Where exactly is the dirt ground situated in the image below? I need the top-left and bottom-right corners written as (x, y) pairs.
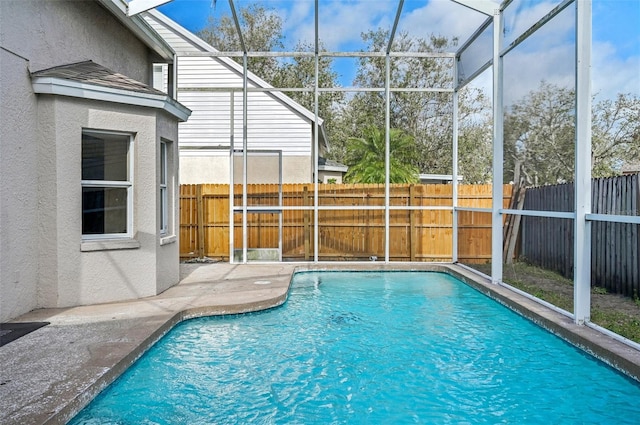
top-left (471, 263), bottom-right (640, 322)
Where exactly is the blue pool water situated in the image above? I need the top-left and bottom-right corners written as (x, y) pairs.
top-left (70, 271), bottom-right (640, 424)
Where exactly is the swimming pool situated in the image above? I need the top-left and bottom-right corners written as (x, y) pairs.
top-left (70, 271), bottom-right (640, 424)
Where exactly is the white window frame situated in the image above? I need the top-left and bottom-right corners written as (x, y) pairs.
top-left (81, 129), bottom-right (134, 241)
top-left (160, 139), bottom-right (169, 235)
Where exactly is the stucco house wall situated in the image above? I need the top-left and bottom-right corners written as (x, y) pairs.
top-left (0, 0), bottom-right (188, 321)
top-left (35, 97), bottom-right (181, 307)
top-left (0, 49), bottom-right (40, 322)
top-left (0, 0), bottom-right (154, 83)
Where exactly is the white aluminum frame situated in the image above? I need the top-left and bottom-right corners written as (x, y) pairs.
top-left (144, 0), bottom-right (634, 331)
top-left (573, 0), bottom-right (593, 324)
top-left (230, 149), bottom-right (283, 263)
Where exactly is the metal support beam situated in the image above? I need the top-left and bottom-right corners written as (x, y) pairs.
top-left (241, 53), bottom-right (248, 264)
top-left (384, 54), bottom-right (391, 263)
top-left (387, 0), bottom-right (405, 54)
top-left (180, 51), bottom-right (455, 59)
top-left (451, 0), bottom-right (499, 16)
top-left (229, 92), bottom-right (235, 263)
top-left (227, 0), bottom-right (248, 263)
top-left (574, 0), bottom-right (592, 324)
top-left (490, 8), bottom-right (504, 284)
top-left (313, 0), bottom-right (320, 262)
top-left (452, 75), bottom-right (460, 263)
top-left (228, 0), bottom-right (247, 53)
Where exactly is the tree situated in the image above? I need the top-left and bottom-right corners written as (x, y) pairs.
top-left (591, 93), bottom-right (640, 177)
top-left (270, 41), bottom-right (345, 144)
top-left (504, 82), bottom-right (576, 186)
top-left (198, 6), bottom-right (344, 152)
top-left (344, 126), bottom-right (419, 183)
top-left (457, 87), bottom-right (493, 184)
top-left (332, 28), bottom-right (492, 181)
top-left (354, 30), bottom-right (456, 175)
top-left (196, 12), bottom-right (492, 182)
top-left (198, 4), bottom-right (284, 78)
top-left (504, 82), bottom-right (640, 185)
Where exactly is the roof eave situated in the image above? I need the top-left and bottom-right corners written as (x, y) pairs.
top-left (32, 76), bottom-right (191, 122)
top-left (318, 165), bottom-right (349, 173)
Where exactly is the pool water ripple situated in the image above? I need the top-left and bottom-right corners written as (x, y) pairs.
top-left (70, 271), bottom-right (640, 424)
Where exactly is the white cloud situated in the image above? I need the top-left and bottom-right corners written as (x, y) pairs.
top-left (316, 1), bottom-right (396, 50)
top-left (164, 0), bottom-right (638, 101)
top-left (399, 0), bottom-right (488, 44)
top-left (498, 3), bottom-right (575, 105)
top-left (503, 43), bottom-right (575, 106)
top-left (278, 1), bottom-right (314, 46)
top-left (280, 0), bottom-right (492, 52)
top-left (592, 41), bottom-right (640, 101)
top-left (502, 1), bottom-right (565, 46)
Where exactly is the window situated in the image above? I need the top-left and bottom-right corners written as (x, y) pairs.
top-left (160, 140), bottom-right (168, 235)
top-left (82, 130), bottom-right (133, 239)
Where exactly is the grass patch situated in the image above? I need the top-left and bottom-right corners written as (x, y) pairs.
top-left (591, 309), bottom-right (640, 343)
top-left (593, 286), bottom-right (608, 295)
top-left (465, 261), bottom-right (640, 344)
top-left (506, 279), bottom-right (574, 312)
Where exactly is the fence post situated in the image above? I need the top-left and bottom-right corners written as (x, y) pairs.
top-left (196, 184), bottom-right (205, 259)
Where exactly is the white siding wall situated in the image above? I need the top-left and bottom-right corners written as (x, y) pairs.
top-left (146, 15), bottom-right (200, 53)
top-left (144, 13), bottom-right (314, 185)
top-left (178, 85), bottom-right (312, 155)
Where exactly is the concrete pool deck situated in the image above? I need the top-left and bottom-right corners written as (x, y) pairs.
top-left (1, 263), bottom-right (640, 424)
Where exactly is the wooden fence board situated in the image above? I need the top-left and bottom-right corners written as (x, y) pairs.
top-left (180, 183), bottom-right (511, 262)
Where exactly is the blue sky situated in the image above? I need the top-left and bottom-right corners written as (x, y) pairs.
top-left (157, 0), bottom-right (639, 102)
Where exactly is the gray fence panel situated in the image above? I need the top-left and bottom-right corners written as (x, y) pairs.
top-left (520, 174), bottom-right (639, 297)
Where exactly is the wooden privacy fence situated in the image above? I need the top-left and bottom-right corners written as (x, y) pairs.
top-left (520, 174), bottom-right (639, 297)
top-left (180, 183), bottom-right (512, 263)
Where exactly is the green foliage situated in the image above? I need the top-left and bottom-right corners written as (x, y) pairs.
top-left (591, 309), bottom-right (640, 344)
top-left (270, 41), bottom-right (345, 138)
top-left (329, 28), bottom-right (492, 182)
top-left (591, 92), bottom-right (640, 177)
top-left (504, 81), bottom-right (576, 186)
top-left (504, 82), bottom-right (640, 185)
top-left (198, 5), bottom-right (343, 153)
top-left (457, 87), bottom-right (493, 183)
top-left (196, 7), bottom-right (639, 187)
top-left (198, 4), bottom-right (284, 78)
top-left (344, 127), bottom-right (419, 184)
top-left (345, 30), bottom-right (457, 176)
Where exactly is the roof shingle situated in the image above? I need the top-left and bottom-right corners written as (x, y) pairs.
top-left (31, 60), bottom-right (163, 96)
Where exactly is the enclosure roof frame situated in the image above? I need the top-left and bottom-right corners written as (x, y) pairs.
top-left (135, 1), bottom-right (613, 333)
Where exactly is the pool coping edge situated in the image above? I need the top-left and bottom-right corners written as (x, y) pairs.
top-left (44, 290), bottom-right (291, 425)
top-left (293, 263), bottom-right (640, 383)
top-left (42, 263), bottom-right (640, 424)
